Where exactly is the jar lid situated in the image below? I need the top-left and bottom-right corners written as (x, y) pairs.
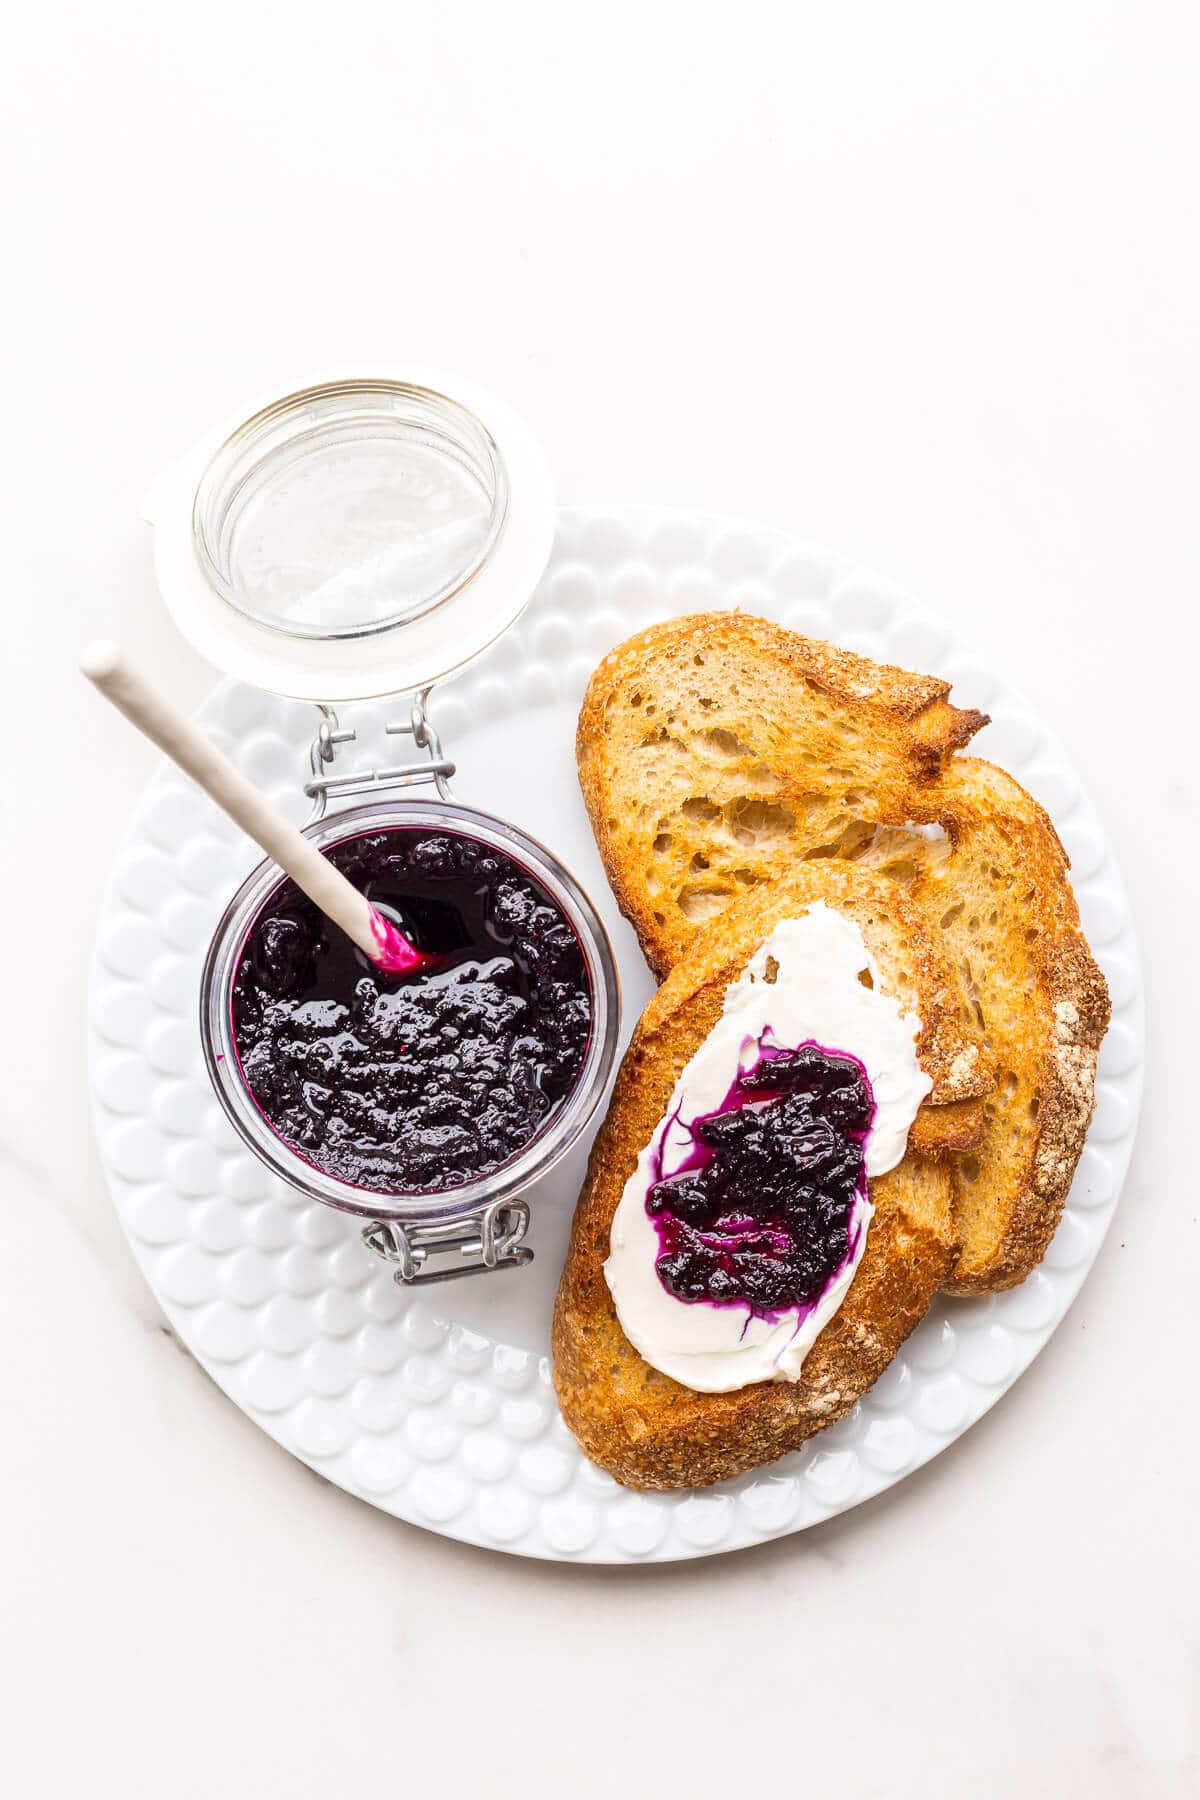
top-left (143, 367), bottom-right (555, 701)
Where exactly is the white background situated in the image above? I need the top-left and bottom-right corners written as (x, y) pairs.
top-left (4, 4), bottom-right (1197, 1796)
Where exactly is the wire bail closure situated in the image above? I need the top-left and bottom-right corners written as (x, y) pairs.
top-left (304, 689), bottom-right (456, 822)
top-left (362, 1201), bottom-right (534, 1284)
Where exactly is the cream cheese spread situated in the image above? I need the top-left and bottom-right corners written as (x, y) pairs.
top-left (604, 903), bottom-right (932, 1393)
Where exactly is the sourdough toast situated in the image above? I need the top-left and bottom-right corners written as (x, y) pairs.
top-left (575, 612), bottom-right (1109, 1293)
top-left (577, 612), bottom-right (988, 977)
top-left (903, 756), bottom-right (1111, 1291)
top-left (552, 862), bottom-right (968, 1490)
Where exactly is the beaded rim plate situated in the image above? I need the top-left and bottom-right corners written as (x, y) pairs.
top-left (88, 506), bottom-right (1143, 1563)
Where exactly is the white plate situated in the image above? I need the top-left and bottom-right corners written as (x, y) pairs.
top-left (88, 506), bottom-right (1144, 1563)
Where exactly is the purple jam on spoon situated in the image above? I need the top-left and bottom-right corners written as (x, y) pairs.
top-left (367, 903), bottom-right (443, 976)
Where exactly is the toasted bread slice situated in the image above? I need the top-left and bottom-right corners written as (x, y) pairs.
top-left (575, 612), bottom-right (1109, 1293)
top-left (552, 863), bottom-right (966, 1490)
top-left (577, 611), bottom-right (988, 979)
top-left (902, 757), bottom-right (1111, 1291)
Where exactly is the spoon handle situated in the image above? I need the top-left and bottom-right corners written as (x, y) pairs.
top-left (81, 640), bottom-right (406, 968)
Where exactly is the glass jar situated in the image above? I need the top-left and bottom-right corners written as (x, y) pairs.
top-left (200, 791), bottom-right (620, 1280)
top-left (145, 367), bottom-right (615, 1283)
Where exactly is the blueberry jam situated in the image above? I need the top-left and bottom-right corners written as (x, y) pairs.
top-left (230, 827), bottom-right (591, 1194)
top-left (647, 1041), bottom-right (875, 1316)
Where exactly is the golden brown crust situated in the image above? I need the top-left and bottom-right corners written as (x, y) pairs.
top-left (909, 758), bottom-right (1111, 1292)
top-left (551, 866), bottom-right (963, 1490)
top-left (574, 612), bottom-right (1109, 1296)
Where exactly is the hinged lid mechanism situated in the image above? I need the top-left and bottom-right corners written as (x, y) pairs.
top-left (144, 367), bottom-right (555, 701)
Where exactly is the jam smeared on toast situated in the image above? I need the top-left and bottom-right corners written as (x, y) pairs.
top-left (646, 1040), bottom-right (874, 1316)
top-left (231, 827), bottom-right (591, 1193)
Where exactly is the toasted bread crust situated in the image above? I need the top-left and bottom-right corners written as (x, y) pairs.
top-left (909, 758), bottom-right (1111, 1292)
top-left (551, 866), bottom-right (964, 1490)
top-left (574, 612), bottom-right (1109, 1295)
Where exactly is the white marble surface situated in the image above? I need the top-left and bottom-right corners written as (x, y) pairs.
top-left (3, 4), bottom-right (1196, 1794)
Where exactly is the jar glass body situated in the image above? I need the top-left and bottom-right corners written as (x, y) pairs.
top-left (200, 797), bottom-right (620, 1223)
